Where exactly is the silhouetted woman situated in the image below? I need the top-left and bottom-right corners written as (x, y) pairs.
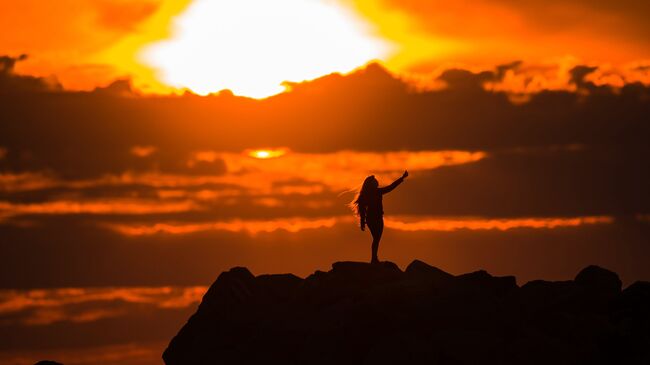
top-left (351, 170), bottom-right (408, 263)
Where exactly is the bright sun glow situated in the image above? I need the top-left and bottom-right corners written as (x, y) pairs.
top-left (248, 148), bottom-right (288, 159)
top-left (139, 0), bottom-right (392, 98)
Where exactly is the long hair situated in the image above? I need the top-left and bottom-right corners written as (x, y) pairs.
top-left (349, 175), bottom-right (378, 216)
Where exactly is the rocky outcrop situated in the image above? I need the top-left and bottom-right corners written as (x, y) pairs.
top-left (163, 261), bottom-right (650, 365)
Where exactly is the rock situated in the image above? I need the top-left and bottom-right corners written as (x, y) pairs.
top-left (331, 260), bottom-right (401, 277)
top-left (199, 266), bottom-right (256, 311)
top-left (404, 259), bottom-right (454, 288)
top-left (519, 279), bottom-right (577, 312)
top-left (575, 265), bottom-right (622, 296)
top-left (255, 273), bottom-right (303, 302)
top-left (455, 269), bottom-right (518, 296)
top-left (163, 260), bottom-right (649, 365)
top-left (611, 281), bottom-right (650, 335)
top-left (163, 266), bottom-right (259, 365)
top-left (602, 281), bottom-right (650, 364)
top-left (318, 260), bottom-right (404, 296)
top-left (616, 281), bottom-right (650, 316)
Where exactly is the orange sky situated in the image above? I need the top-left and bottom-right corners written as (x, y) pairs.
top-left (2, 0), bottom-right (649, 96)
top-left (1, 3), bottom-right (650, 363)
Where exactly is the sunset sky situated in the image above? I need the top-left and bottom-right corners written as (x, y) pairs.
top-left (1, 0), bottom-right (649, 364)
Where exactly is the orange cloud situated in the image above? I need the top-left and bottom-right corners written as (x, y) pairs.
top-left (212, 149), bottom-right (486, 193)
top-left (106, 217), bottom-right (340, 236)
top-left (130, 145), bottom-right (157, 157)
top-left (105, 215), bottom-right (613, 236)
top-left (253, 198), bottom-right (284, 208)
top-left (0, 172), bottom-right (59, 193)
top-left (0, 149), bottom-right (486, 223)
top-left (0, 342), bottom-right (166, 365)
top-left (0, 199), bottom-right (196, 221)
top-left (482, 58), bottom-right (650, 96)
top-left (0, 286), bottom-right (206, 320)
top-left (155, 188), bottom-right (241, 201)
top-left (190, 150), bottom-right (220, 163)
top-left (353, 0), bottom-right (650, 72)
top-left (1, 0), bottom-right (192, 91)
top-left (0, 150), bottom-right (485, 195)
top-left (22, 308), bottom-right (127, 326)
top-left (385, 215), bottom-right (614, 232)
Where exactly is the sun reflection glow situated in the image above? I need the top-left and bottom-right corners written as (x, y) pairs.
top-left (248, 148), bottom-right (288, 159)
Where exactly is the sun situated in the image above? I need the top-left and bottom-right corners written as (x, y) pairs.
top-left (139, 0), bottom-right (392, 98)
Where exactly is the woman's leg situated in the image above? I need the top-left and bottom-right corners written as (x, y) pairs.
top-left (367, 218), bottom-right (384, 263)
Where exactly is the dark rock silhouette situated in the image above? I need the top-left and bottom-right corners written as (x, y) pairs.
top-left (575, 265), bottom-right (622, 294)
top-left (163, 261), bottom-right (650, 365)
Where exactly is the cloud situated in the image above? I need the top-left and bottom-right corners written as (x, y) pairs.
top-left (0, 172), bottom-right (59, 193)
top-left (387, 147), bottom-right (649, 218)
top-left (0, 284), bottom-right (202, 357)
top-left (355, 0), bottom-right (650, 67)
top-left (0, 149), bottom-right (480, 187)
top-left (0, 341), bottom-right (167, 365)
top-left (94, 0), bottom-right (162, 32)
top-left (106, 217), bottom-right (341, 236)
top-left (0, 149), bottom-right (487, 226)
top-left (1, 61), bottom-right (647, 160)
top-left (105, 215), bottom-right (613, 236)
top-left (0, 286), bottom-right (202, 364)
top-left (20, 308), bottom-right (127, 326)
top-left (0, 199), bottom-right (197, 221)
top-left (0, 62), bottom-right (647, 293)
top-left (0, 286), bottom-right (205, 322)
top-left (0, 55), bottom-right (61, 93)
top-left (91, 79), bottom-right (137, 97)
top-left (0, 63), bottom-right (647, 221)
top-left (129, 145), bottom-right (157, 158)
top-left (436, 68), bottom-right (496, 91)
top-left (1, 215), bottom-right (648, 290)
top-left (385, 215), bottom-right (613, 232)
top-left (0, 0), bottom-right (187, 92)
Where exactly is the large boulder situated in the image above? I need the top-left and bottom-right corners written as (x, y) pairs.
top-left (575, 265), bottom-right (622, 296)
top-left (404, 259), bottom-right (454, 288)
top-left (198, 266), bottom-right (256, 312)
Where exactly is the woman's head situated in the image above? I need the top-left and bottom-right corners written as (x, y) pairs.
top-left (349, 175), bottom-right (378, 215)
top-left (362, 175), bottom-right (378, 190)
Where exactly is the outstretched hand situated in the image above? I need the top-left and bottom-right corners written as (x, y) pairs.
top-left (402, 170), bottom-right (409, 179)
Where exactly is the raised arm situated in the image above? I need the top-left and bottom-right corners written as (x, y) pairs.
top-left (378, 170), bottom-right (408, 195)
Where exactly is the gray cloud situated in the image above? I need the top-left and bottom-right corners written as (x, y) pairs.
top-left (0, 55), bottom-right (61, 94)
